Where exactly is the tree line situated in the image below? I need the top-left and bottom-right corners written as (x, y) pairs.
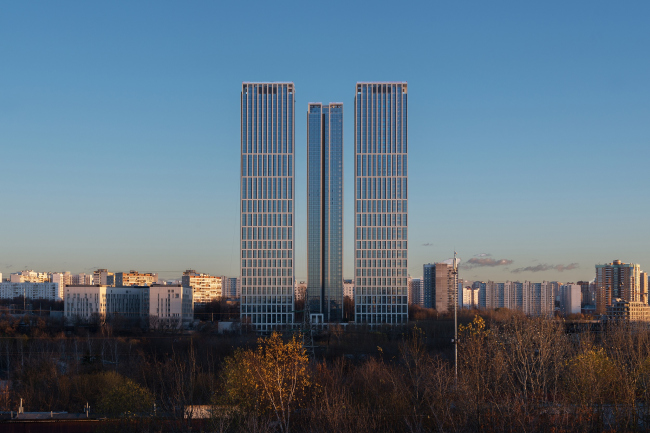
top-left (0, 308), bottom-right (649, 432)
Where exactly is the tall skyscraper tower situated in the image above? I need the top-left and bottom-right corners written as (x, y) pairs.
top-left (307, 103), bottom-right (344, 323)
top-left (240, 83), bottom-right (295, 331)
top-left (354, 82), bottom-right (408, 324)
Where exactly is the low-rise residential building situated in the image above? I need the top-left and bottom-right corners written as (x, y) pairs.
top-left (606, 298), bottom-right (650, 322)
top-left (149, 285), bottom-right (193, 327)
top-left (64, 284), bottom-right (192, 328)
top-left (182, 270), bottom-right (221, 304)
top-left (0, 282), bottom-right (61, 301)
top-left (64, 285), bottom-right (147, 321)
top-left (115, 271), bottom-right (158, 287)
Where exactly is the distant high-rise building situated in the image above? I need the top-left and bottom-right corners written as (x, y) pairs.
top-left (423, 265), bottom-right (435, 308)
top-left (462, 285), bottom-right (480, 308)
top-left (181, 270), bottom-right (222, 305)
top-left (240, 83), bottom-right (295, 330)
top-left (578, 280), bottom-right (596, 308)
top-left (408, 276), bottom-right (423, 306)
top-left (423, 262), bottom-right (457, 313)
top-left (596, 259), bottom-right (641, 314)
top-left (529, 282), bottom-right (554, 317)
top-left (475, 280), bottom-right (552, 316)
top-left (221, 277), bottom-right (240, 299)
top-left (641, 271), bottom-right (648, 304)
top-left (559, 284), bottom-right (581, 315)
top-left (343, 279), bottom-right (355, 299)
top-left (294, 281), bottom-right (307, 301)
top-left (93, 269), bottom-right (115, 286)
top-left (307, 102), bottom-right (344, 323)
top-left (354, 82), bottom-right (408, 324)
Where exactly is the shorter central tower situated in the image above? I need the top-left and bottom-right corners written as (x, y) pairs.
top-left (307, 103), bottom-right (344, 323)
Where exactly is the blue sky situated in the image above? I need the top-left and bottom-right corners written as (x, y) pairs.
top-left (1, 1), bottom-right (648, 283)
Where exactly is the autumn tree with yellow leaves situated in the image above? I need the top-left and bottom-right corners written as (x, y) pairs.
top-left (222, 332), bottom-right (310, 433)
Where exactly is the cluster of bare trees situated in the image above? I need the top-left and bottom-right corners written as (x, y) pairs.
top-left (4, 309), bottom-right (650, 431)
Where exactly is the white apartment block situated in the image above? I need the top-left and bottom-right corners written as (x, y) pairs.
top-left (0, 282), bottom-right (61, 301)
top-left (462, 286), bottom-right (480, 308)
top-left (10, 270), bottom-right (48, 283)
top-left (182, 270), bottom-right (222, 305)
top-left (64, 285), bottom-right (193, 327)
top-left (50, 272), bottom-right (73, 293)
top-left (477, 280), bottom-right (553, 317)
top-left (149, 285), bottom-right (193, 327)
top-left (64, 285), bottom-right (146, 321)
top-left (343, 279), bottom-right (355, 299)
top-left (72, 273), bottom-right (93, 286)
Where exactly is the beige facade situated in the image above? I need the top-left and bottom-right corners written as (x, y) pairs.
top-left (294, 281), bottom-right (307, 300)
top-left (181, 270), bottom-right (222, 304)
top-left (115, 271), bottom-right (158, 287)
top-left (606, 298), bottom-right (650, 322)
top-left (343, 279), bottom-right (355, 299)
top-left (434, 263), bottom-right (456, 314)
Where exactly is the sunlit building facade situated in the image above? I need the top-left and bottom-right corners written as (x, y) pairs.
top-left (596, 259), bottom-right (641, 315)
top-left (240, 82), bottom-right (295, 330)
top-left (354, 82), bottom-right (408, 324)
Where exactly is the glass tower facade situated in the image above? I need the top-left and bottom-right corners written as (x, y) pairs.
top-left (240, 82), bottom-right (295, 330)
top-left (307, 103), bottom-right (344, 323)
top-left (354, 82), bottom-right (408, 324)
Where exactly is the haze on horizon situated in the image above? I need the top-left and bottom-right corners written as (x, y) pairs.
top-left (1, 1), bottom-right (648, 284)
